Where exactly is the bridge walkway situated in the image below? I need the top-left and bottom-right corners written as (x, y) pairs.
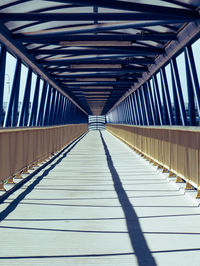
top-left (0, 131), bottom-right (200, 266)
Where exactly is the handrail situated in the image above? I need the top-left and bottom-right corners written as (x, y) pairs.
top-left (106, 124), bottom-right (200, 197)
top-left (0, 124), bottom-right (88, 189)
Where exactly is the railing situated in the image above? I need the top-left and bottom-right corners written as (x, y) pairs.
top-left (0, 124), bottom-right (88, 189)
top-left (106, 124), bottom-right (200, 197)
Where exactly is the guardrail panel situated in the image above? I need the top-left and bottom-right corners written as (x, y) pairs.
top-left (106, 124), bottom-right (200, 190)
top-left (0, 124), bottom-right (88, 183)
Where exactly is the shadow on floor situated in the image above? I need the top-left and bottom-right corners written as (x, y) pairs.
top-left (0, 134), bottom-right (85, 223)
top-left (100, 131), bottom-right (157, 266)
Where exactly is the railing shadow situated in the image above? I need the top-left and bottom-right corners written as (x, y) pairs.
top-left (0, 133), bottom-right (86, 222)
top-left (100, 131), bottom-right (157, 266)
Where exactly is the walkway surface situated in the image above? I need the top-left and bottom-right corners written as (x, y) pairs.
top-left (1, 131), bottom-right (200, 266)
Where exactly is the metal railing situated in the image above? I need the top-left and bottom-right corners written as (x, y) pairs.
top-left (107, 124), bottom-right (200, 197)
top-left (0, 124), bottom-right (88, 190)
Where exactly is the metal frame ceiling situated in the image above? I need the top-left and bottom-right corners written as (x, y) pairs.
top-left (0, 0), bottom-right (199, 115)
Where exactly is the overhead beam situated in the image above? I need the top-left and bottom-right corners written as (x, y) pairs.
top-left (53, 73), bottom-right (142, 78)
top-left (1, 12), bottom-right (196, 21)
top-left (45, 0), bottom-right (199, 18)
top-left (19, 21), bottom-right (188, 37)
top-left (39, 57), bottom-right (154, 65)
top-left (47, 66), bottom-right (148, 73)
top-left (17, 33), bottom-right (177, 43)
top-left (63, 89), bottom-right (128, 92)
top-left (31, 47), bottom-right (165, 55)
top-left (62, 81), bottom-right (134, 86)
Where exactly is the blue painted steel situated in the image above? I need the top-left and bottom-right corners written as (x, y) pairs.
top-left (127, 96), bottom-right (134, 124)
top-left (186, 45), bottom-right (200, 121)
top-left (60, 96), bottom-right (65, 124)
top-left (49, 88), bottom-right (56, 125)
top-left (171, 58), bottom-right (187, 126)
top-left (43, 85), bottom-right (52, 126)
top-left (57, 94), bottom-right (64, 124)
top-left (157, 72), bottom-right (169, 125)
top-left (0, 45), bottom-right (6, 127)
top-left (134, 92), bottom-right (142, 125)
top-left (184, 49), bottom-right (196, 126)
top-left (141, 85), bottom-right (150, 125)
top-left (63, 98), bottom-right (69, 124)
top-left (139, 87), bottom-right (148, 125)
top-left (142, 83), bottom-right (153, 125)
top-left (153, 75), bottom-right (163, 125)
top-left (160, 68), bottom-right (174, 125)
top-left (52, 91), bottom-right (60, 125)
top-left (131, 93), bottom-right (138, 125)
top-left (137, 89), bottom-right (145, 125)
top-left (4, 59), bottom-right (21, 127)
top-left (124, 99), bottom-right (128, 124)
top-left (29, 75), bottom-right (40, 126)
top-left (19, 67), bottom-right (32, 126)
top-left (37, 81), bottom-right (48, 126)
top-left (147, 80), bottom-right (156, 125)
top-left (170, 62), bottom-right (181, 125)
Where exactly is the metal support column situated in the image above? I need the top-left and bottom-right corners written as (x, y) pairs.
top-left (171, 58), bottom-right (187, 125)
top-left (185, 49), bottom-right (196, 126)
top-left (29, 75), bottom-right (40, 126)
top-left (19, 67), bottom-right (32, 126)
top-left (0, 46), bottom-right (6, 127)
top-left (4, 59), bottom-right (21, 127)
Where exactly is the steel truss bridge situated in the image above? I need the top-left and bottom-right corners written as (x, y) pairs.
top-left (0, 1), bottom-right (200, 265)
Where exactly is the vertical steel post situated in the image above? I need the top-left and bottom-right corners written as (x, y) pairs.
top-left (186, 45), bottom-right (200, 123)
top-left (52, 91), bottom-right (60, 125)
top-left (134, 92), bottom-right (142, 125)
top-left (4, 59), bottom-right (21, 127)
top-left (37, 81), bottom-right (47, 126)
top-left (29, 75), bottom-right (40, 126)
top-left (170, 62), bottom-right (181, 125)
top-left (171, 58), bottom-right (187, 125)
top-left (131, 94), bottom-right (138, 125)
top-left (43, 85), bottom-right (52, 126)
top-left (184, 49), bottom-right (196, 126)
top-left (19, 67), bottom-right (32, 126)
top-left (139, 87), bottom-right (147, 125)
top-left (49, 88), bottom-right (56, 125)
top-left (0, 46), bottom-right (6, 127)
top-left (142, 83), bottom-right (153, 125)
top-left (127, 96), bottom-right (135, 124)
top-left (153, 75), bottom-right (163, 125)
top-left (160, 68), bottom-right (174, 125)
top-left (147, 80), bottom-right (156, 125)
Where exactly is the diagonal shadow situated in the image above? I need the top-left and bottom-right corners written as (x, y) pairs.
top-left (100, 131), bottom-right (157, 266)
top-left (0, 133), bottom-right (86, 223)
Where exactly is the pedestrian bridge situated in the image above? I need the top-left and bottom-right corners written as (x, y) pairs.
top-left (1, 130), bottom-right (200, 266)
top-left (1, 0), bottom-right (200, 265)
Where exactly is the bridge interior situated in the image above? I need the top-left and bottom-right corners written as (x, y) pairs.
top-left (0, 0), bottom-right (200, 265)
